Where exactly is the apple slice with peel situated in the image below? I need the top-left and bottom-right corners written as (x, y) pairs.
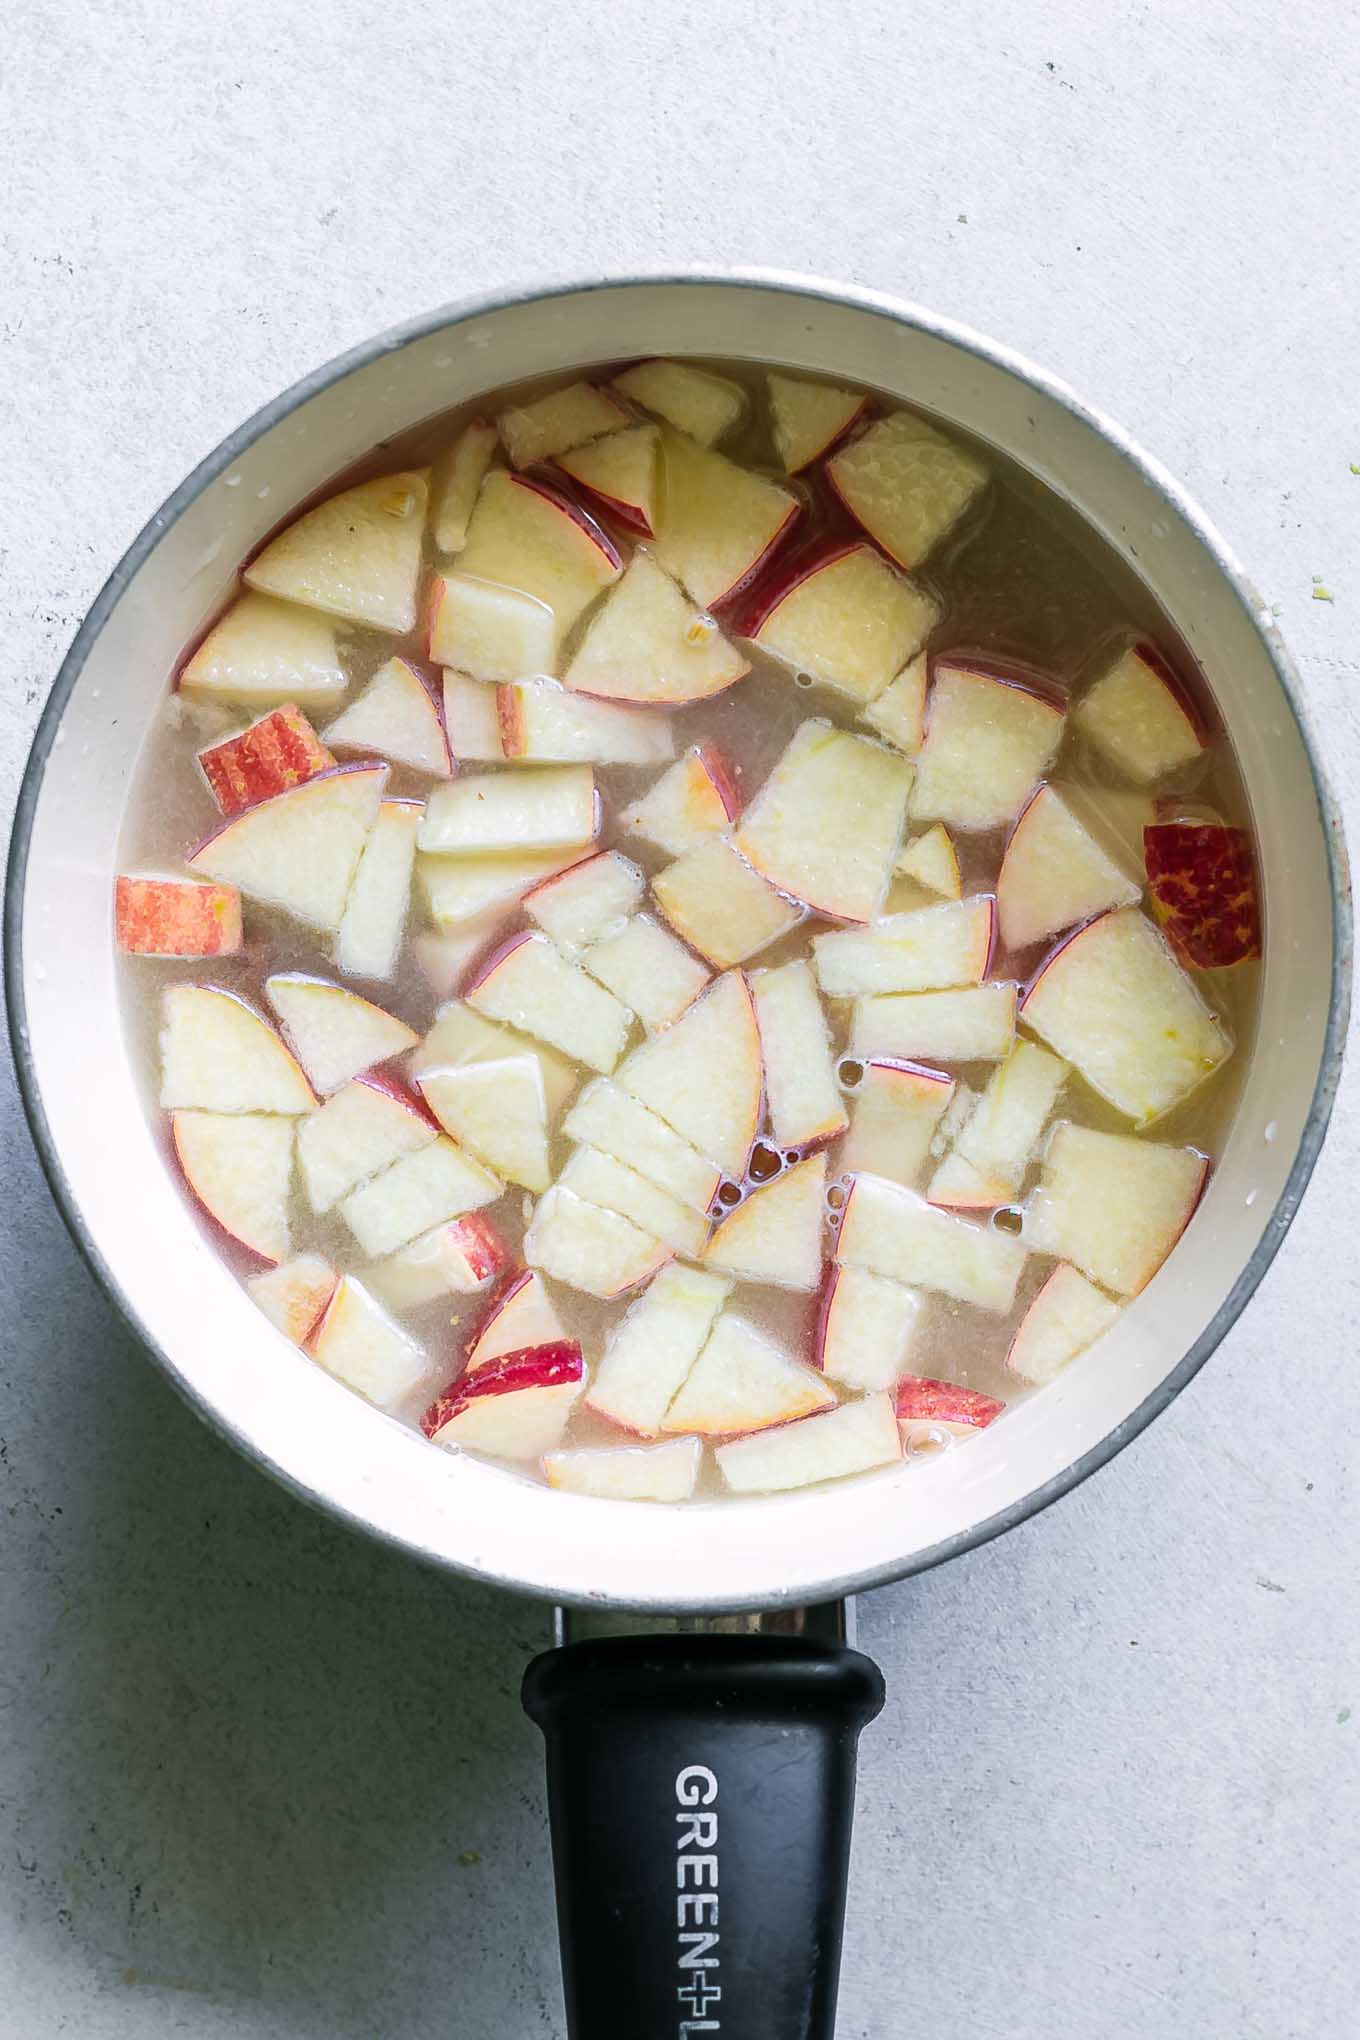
top-left (616, 971), bottom-right (761, 1175)
top-left (840, 1058), bottom-right (955, 1188)
top-left (297, 1071), bottom-right (439, 1212)
top-left (1074, 641), bottom-right (1206, 784)
top-left (653, 839), bottom-right (802, 968)
top-left (1144, 822), bottom-right (1261, 969)
top-left (826, 411), bottom-right (988, 569)
top-left (418, 1056), bottom-right (551, 1191)
top-left (560, 1146), bottom-right (710, 1258)
top-left (245, 470), bottom-right (429, 633)
top-left (523, 850), bottom-right (645, 954)
top-left (335, 798), bottom-right (421, 981)
top-left (704, 1155), bottom-right (827, 1291)
top-left (411, 1001), bottom-right (577, 1117)
top-left (544, 1436), bottom-right (703, 1501)
top-left (620, 744), bottom-right (740, 855)
top-left (894, 1375), bottom-right (1005, 1452)
top-left (997, 786), bottom-right (1140, 951)
top-left (428, 573), bottom-right (557, 682)
top-left (911, 661), bottom-right (1066, 832)
top-left (433, 418), bottom-right (498, 554)
top-left (583, 913), bottom-right (710, 1032)
top-left (413, 923), bottom-right (503, 999)
top-left (735, 721), bottom-right (913, 923)
top-left (816, 1263), bottom-right (921, 1392)
top-left (1020, 907), bottom-right (1229, 1124)
top-left (422, 1341), bottom-right (584, 1458)
top-left (850, 983), bottom-right (1017, 1063)
top-left (441, 672), bottom-right (505, 763)
top-left (751, 960), bottom-right (846, 1148)
top-left (895, 823), bottom-right (961, 900)
top-left (1023, 1122), bottom-right (1207, 1295)
top-left (498, 679), bottom-right (676, 765)
top-left (812, 898), bottom-right (994, 998)
top-left (717, 1392), bottom-right (902, 1493)
top-left (564, 1080), bottom-right (721, 1215)
top-left (553, 424), bottom-right (660, 536)
top-left (188, 762), bottom-right (388, 929)
top-left (247, 1253), bottom-right (337, 1345)
top-left (340, 1136), bottom-right (501, 1256)
top-left (366, 1212), bottom-right (510, 1311)
top-left (652, 428), bottom-right (799, 608)
top-left (612, 360), bottom-right (747, 446)
top-left (457, 469), bottom-right (622, 651)
top-left (525, 1185), bottom-right (672, 1299)
top-left (322, 658), bottom-right (452, 778)
top-left (466, 1269), bottom-right (565, 1374)
top-left (1006, 1263), bottom-right (1120, 1385)
top-left (419, 846), bottom-right (579, 929)
top-left (836, 1172), bottom-right (1026, 1312)
top-left (564, 553), bottom-right (750, 706)
top-left (466, 932), bottom-right (631, 1074)
top-left (586, 1263), bottom-right (731, 1434)
top-left (266, 973), bottom-right (418, 1094)
top-left (767, 373), bottom-right (868, 473)
top-left (498, 380), bottom-right (629, 468)
top-left (927, 1041), bottom-right (1067, 1208)
top-left (662, 1314), bottom-right (834, 1436)
top-left (116, 875), bottom-right (243, 958)
top-left (171, 1110), bottom-right (294, 1263)
top-left (179, 593), bottom-right (347, 711)
top-left (421, 765), bottom-right (598, 855)
top-left (862, 654), bottom-right (929, 756)
top-left (198, 705), bottom-right (335, 815)
top-left (746, 542), bottom-right (940, 706)
top-left (308, 1276), bottom-right (428, 1404)
top-left (160, 985), bottom-right (317, 1115)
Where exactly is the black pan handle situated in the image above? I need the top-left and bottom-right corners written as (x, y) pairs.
top-left (522, 1616), bottom-right (884, 2039)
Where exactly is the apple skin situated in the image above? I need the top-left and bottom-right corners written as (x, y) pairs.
top-left (420, 1338), bottom-right (584, 1438)
top-left (735, 535), bottom-right (864, 642)
top-left (465, 1268), bottom-right (563, 1372)
top-left (353, 1067), bottom-right (442, 1132)
top-left (198, 705), bottom-right (336, 816)
top-left (461, 927), bottom-right (534, 1000)
top-left (512, 472), bottom-right (623, 571)
top-left (696, 744), bottom-right (741, 825)
top-left (187, 761), bottom-right (388, 865)
top-left (1018, 909), bottom-right (1112, 1009)
top-left (168, 1113), bottom-right (287, 1265)
top-left (115, 876), bottom-right (243, 957)
top-left (1128, 640), bottom-right (1212, 744)
top-left (546, 462), bottom-right (653, 539)
top-left (929, 651), bottom-right (1069, 717)
top-left (441, 1212), bottom-right (511, 1288)
top-left (892, 1375), bottom-right (1005, 1427)
top-left (786, 397), bottom-right (870, 474)
top-left (1144, 822), bottom-right (1260, 968)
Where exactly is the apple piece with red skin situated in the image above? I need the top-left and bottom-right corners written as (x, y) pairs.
top-left (1144, 821), bottom-right (1261, 969)
top-left (1006, 1262), bottom-right (1120, 1386)
top-left (523, 850), bottom-right (646, 955)
top-left (366, 1212), bottom-right (510, 1312)
top-left (582, 913), bottom-right (711, 1033)
top-left (323, 658), bottom-right (453, 778)
top-left (825, 410), bottom-right (988, 570)
top-left (244, 470), bottom-right (429, 634)
top-left (894, 1374), bottom-right (1005, 1451)
top-left (1074, 641), bottom-right (1208, 785)
top-left (715, 1393), bottom-right (902, 1493)
top-left (703, 1154), bottom-right (827, 1292)
top-left (815, 1262), bottom-right (921, 1392)
top-left (619, 743), bottom-right (740, 856)
top-left (465, 929), bottom-right (631, 1075)
top-left (466, 1268), bottom-right (566, 1375)
top-left (159, 984), bottom-right (318, 1116)
top-left (525, 1186), bottom-right (672, 1300)
top-left (419, 1053), bottom-right (551, 1192)
top-left (615, 970), bottom-right (761, 1176)
top-left (661, 1313), bottom-right (835, 1436)
top-left (840, 1057), bottom-right (955, 1189)
top-left (812, 897), bottom-right (995, 999)
top-left (996, 783), bottom-right (1141, 952)
top-left (422, 1340), bottom-right (585, 1458)
top-left (497, 380), bottom-right (629, 469)
top-left (585, 1262), bottom-right (731, 1436)
top-left (553, 423), bottom-right (661, 536)
top-left (563, 553), bottom-right (750, 707)
top-left (420, 764), bottom-right (599, 857)
top-left (197, 705), bottom-right (335, 816)
top-left (116, 875), bottom-right (243, 958)
top-left (652, 427), bottom-right (800, 610)
top-left (652, 839), bottom-right (802, 969)
top-left (188, 761), bottom-right (388, 930)
top-left (171, 1110), bottom-right (294, 1264)
top-left (750, 959), bottom-right (846, 1149)
top-left (735, 719), bottom-right (914, 925)
top-left (498, 681), bottom-right (675, 766)
top-left (309, 1277), bottom-right (428, 1405)
top-left (433, 418), bottom-right (498, 554)
top-left (543, 1436), bottom-right (703, 1501)
top-left (456, 469), bottom-right (622, 654)
top-left (419, 846), bottom-right (582, 930)
top-left (247, 1253), bottom-right (338, 1345)
top-left (178, 592), bottom-right (348, 712)
top-left (911, 658), bottom-right (1066, 833)
top-left (767, 373), bottom-right (869, 474)
top-left (1023, 1121), bottom-right (1208, 1296)
top-left (742, 540), bottom-right (939, 708)
top-left (266, 972), bottom-right (418, 1095)
top-left (296, 1068), bottom-right (439, 1212)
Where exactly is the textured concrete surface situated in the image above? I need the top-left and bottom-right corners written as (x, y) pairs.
top-left (2, 4), bottom-right (1358, 2035)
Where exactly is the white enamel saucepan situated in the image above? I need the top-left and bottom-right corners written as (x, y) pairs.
top-left (6, 274), bottom-right (1350, 2039)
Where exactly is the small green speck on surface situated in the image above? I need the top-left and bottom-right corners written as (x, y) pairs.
top-left (1312, 585), bottom-right (1335, 603)
top-left (1339, 1707), bottom-right (1352, 1725)
top-left (459, 1849), bottom-right (482, 1867)
top-left (1349, 462), bottom-right (1360, 475)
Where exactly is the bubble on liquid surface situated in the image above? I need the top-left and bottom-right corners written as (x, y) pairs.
top-left (1264, 1121), bottom-right (1278, 1143)
top-left (838, 1059), bottom-right (864, 1091)
top-left (992, 1206), bottom-right (1023, 1235)
top-left (224, 473), bottom-right (243, 489)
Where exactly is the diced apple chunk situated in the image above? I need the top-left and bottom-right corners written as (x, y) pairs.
top-left (188, 763), bottom-right (388, 930)
top-left (115, 875), bottom-right (243, 958)
top-left (499, 680), bottom-right (675, 764)
top-left (560, 1146), bottom-right (710, 1258)
top-left (524, 850), bottom-right (645, 953)
top-left (412, 923), bottom-right (501, 999)
top-left (323, 658), bottom-right (453, 778)
top-left (525, 1186), bottom-right (671, 1299)
top-left (813, 898), bottom-right (993, 998)
top-left (1074, 642), bottom-right (1206, 784)
top-left (423, 1342), bottom-right (584, 1458)
top-left (747, 543), bottom-right (939, 706)
top-left (564, 553), bottom-right (749, 706)
top-left (1144, 822), bottom-right (1261, 969)
top-left (441, 671), bottom-right (505, 763)
top-left (309, 1276), bottom-right (427, 1404)
top-left (160, 984), bottom-right (317, 1115)
top-left (663, 1314), bottom-right (834, 1435)
top-left (420, 766), bottom-right (597, 856)
top-left (587, 1263), bottom-right (731, 1435)
top-left (927, 1041), bottom-right (1067, 1207)
top-left (816, 1263), bottom-right (922, 1392)
top-left (735, 721), bottom-right (912, 923)
top-left (466, 932), bottom-right (631, 1074)
top-left (619, 744), bottom-right (740, 856)
top-left (703, 1154), bottom-right (826, 1291)
top-left (750, 960), bottom-right (846, 1147)
top-left (613, 360), bottom-right (747, 446)
top-left (862, 655), bottom-right (929, 756)
top-left (553, 424), bottom-right (660, 536)
top-left (419, 847), bottom-right (579, 928)
top-left (912, 662), bottom-right (1065, 833)
top-left (365, 1212), bottom-right (510, 1311)
top-left (428, 573), bottom-right (557, 682)
top-left (433, 419), bottom-right (498, 554)
top-left (247, 1253), bottom-right (337, 1345)
top-left (616, 971), bottom-right (762, 1174)
top-left (418, 1056), bottom-right (551, 1192)
top-left (826, 410), bottom-right (987, 569)
top-left (197, 705), bottom-right (335, 816)
top-left (245, 470), bottom-right (428, 634)
top-left (895, 822), bottom-right (961, 900)
top-left (836, 1172), bottom-right (1026, 1313)
top-left (410, 1000), bottom-right (578, 1117)
top-left (466, 1268), bottom-right (566, 1373)
top-left (335, 798), bottom-right (421, 980)
top-left (851, 983), bottom-right (1017, 1063)
top-left (1006, 1263), bottom-right (1120, 1385)
top-left (894, 1375), bottom-right (1004, 1451)
top-left (179, 593), bottom-right (347, 711)
top-left (340, 1137), bottom-right (501, 1256)
top-left (498, 380), bottom-right (629, 468)
top-left (266, 974), bottom-right (417, 1094)
top-left (716, 1393), bottom-right (901, 1493)
top-left (652, 428), bottom-right (799, 608)
top-left (297, 1071), bottom-right (438, 1212)
top-left (564, 1080), bottom-right (721, 1215)
top-left (457, 470), bottom-right (621, 653)
top-left (544, 1436), bottom-right (703, 1501)
top-left (653, 839), bottom-right (802, 968)
top-left (840, 1058), bottom-right (954, 1188)
top-left (171, 1110), bottom-right (294, 1263)
top-left (767, 373), bottom-right (868, 473)
top-left (583, 913), bottom-right (711, 1032)
top-left (1023, 1122), bottom-right (1207, 1295)
top-left (997, 786), bottom-right (1140, 951)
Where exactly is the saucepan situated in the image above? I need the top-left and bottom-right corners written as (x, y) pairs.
top-left (6, 273), bottom-right (1350, 2038)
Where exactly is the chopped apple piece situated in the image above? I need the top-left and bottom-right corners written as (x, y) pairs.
top-left (297, 1071), bottom-right (438, 1212)
top-left (523, 850), bottom-right (645, 954)
top-left (663, 1314), bottom-right (834, 1435)
top-left (418, 1056), bottom-right (551, 1191)
top-left (735, 721), bottom-right (913, 923)
top-left (500, 680), bottom-right (674, 765)
top-left (895, 823), bottom-right (961, 900)
top-left (441, 671), bottom-right (505, 763)
top-left (826, 410), bottom-right (987, 569)
top-left (997, 786), bottom-right (1140, 951)
top-left (433, 418), bottom-right (498, 554)
top-left (1144, 822), bottom-right (1261, 968)
top-left (653, 839), bottom-right (802, 968)
top-left (244, 470), bottom-right (428, 633)
top-left (544, 1436), bottom-right (702, 1501)
top-left (420, 765), bottom-right (597, 856)
top-left (171, 1109), bottom-right (294, 1262)
top-left (840, 1058), bottom-right (954, 1188)
top-left (895, 1375), bottom-right (1004, 1450)
top-left (197, 705), bottom-right (334, 816)
top-left (334, 797), bottom-right (420, 980)
top-left (652, 428), bottom-right (799, 608)
top-left (862, 655), bottom-right (929, 756)
top-left (716, 1392), bottom-right (901, 1493)
top-left (1006, 1263), bottom-right (1120, 1385)
top-left (160, 985), bottom-right (317, 1115)
top-left (564, 552), bottom-right (750, 706)
top-left (1073, 641), bottom-right (1206, 784)
top-left (616, 971), bottom-right (762, 1175)
top-left (619, 743), bottom-right (740, 855)
top-left (813, 898), bottom-right (993, 998)
top-left (836, 1172), bottom-right (1026, 1312)
top-left (309, 1276), bottom-right (427, 1404)
top-left (816, 1263), bottom-right (921, 1393)
top-left (247, 1253), bottom-right (337, 1345)
top-left (419, 846), bottom-right (579, 928)
top-left (1020, 906), bottom-right (1228, 1124)
top-left (767, 373), bottom-right (868, 473)
top-left (456, 469), bottom-right (621, 652)
top-left (586, 1264), bottom-right (730, 1435)
top-left (188, 762), bottom-right (388, 930)
top-left (179, 593), bottom-right (347, 711)
top-left (564, 1080), bottom-right (721, 1215)
top-left (851, 983), bottom-right (1017, 1063)
top-left (413, 922), bottom-right (503, 999)
top-left (583, 913), bottom-right (710, 1032)
top-left (927, 1041), bottom-right (1067, 1208)
top-left (553, 423), bottom-right (660, 535)
top-left (365, 1212), bottom-right (509, 1311)
top-left (1023, 1122), bottom-right (1207, 1295)
top-left (322, 658), bottom-right (453, 778)
top-left (340, 1136), bottom-right (501, 1256)
top-left (428, 573), bottom-right (557, 682)
top-left (498, 380), bottom-right (629, 469)
top-left (560, 1146), bottom-right (710, 1258)
top-left (613, 359), bottom-right (747, 446)
top-left (115, 875), bottom-right (242, 958)
top-left (525, 1185), bottom-right (671, 1298)
top-left (465, 931), bottom-right (631, 1073)
top-left (750, 960), bottom-right (846, 1147)
top-left (466, 1268), bottom-right (566, 1373)
top-left (746, 542), bottom-right (939, 706)
top-left (704, 1154), bottom-right (826, 1291)
top-left (411, 1001), bottom-right (577, 1116)
top-left (422, 1341), bottom-right (584, 1458)
top-left (266, 973), bottom-right (417, 1094)
top-left (911, 662), bottom-right (1065, 833)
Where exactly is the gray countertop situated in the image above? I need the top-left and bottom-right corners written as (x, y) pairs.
top-left (2, 4), bottom-right (1358, 2034)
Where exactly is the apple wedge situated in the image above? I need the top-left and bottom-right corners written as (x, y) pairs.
top-left (619, 744), bottom-right (740, 855)
top-left (563, 1080), bottom-right (721, 1215)
top-left (895, 1375), bottom-right (1004, 1451)
top-left (245, 470), bottom-right (429, 633)
top-left (179, 593), bottom-right (347, 711)
top-left (563, 552), bottom-right (750, 706)
top-left (751, 960), bottom-right (846, 1148)
top-left (1020, 907), bottom-right (1229, 1124)
top-left (334, 797), bottom-right (421, 980)
top-left (308, 1276), bottom-right (428, 1404)
top-left (171, 1109), bottom-right (294, 1262)
top-left (997, 786), bottom-right (1141, 951)
top-left (927, 1041), bottom-right (1067, 1208)
top-left (266, 973), bottom-right (418, 1094)
top-left (340, 1136), bottom-right (502, 1257)
top-left (735, 721), bottom-right (913, 923)
top-left (322, 658), bottom-right (453, 778)
top-left (816, 1263), bottom-right (921, 1392)
top-left (862, 654), bottom-right (929, 756)
top-left (160, 985), bottom-right (317, 1115)
top-left (441, 671), bottom-right (505, 763)
top-left (418, 1055), bottom-right (551, 1192)
top-left (420, 765), bottom-right (598, 856)
top-left (419, 847), bottom-right (580, 928)
top-left (812, 898), bottom-right (994, 998)
top-left (297, 1070), bottom-right (439, 1212)
top-left (612, 360), bottom-right (747, 446)
top-left (465, 1268), bottom-right (565, 1374)
top-left (497, 380), bottom-right (629, 468)
top-left (616, 971), bottom-right (761, 1174)
top-left (465, 931), bottom-right (631, 1074)
top-left (544, 1437), bottom-right (703, 1501)
top-left (895, 823), bottom-right (961, 900)
top-left (586, 1263), bottom-right (730, 1435)
top-left (433, 418), bottom-right (498, 554)
top-left (703, 1154), bottom-right (826, 1291)
top-left (582, 913), bottom-right (711, 1033)
top-left (116, 875), bottom-right (242, 958)
top-left (188, 762), bottom-right (388, 929)
top-left (850, 983), bottom-right (1017, 1063)
top-left (1074, 641), bottom-right (1206, 784)
top-left (1144, 822), bottom-right (1261, 969)
top-left (662, 1314), bottom-right (834, 1436)
top-left (365, 1212), bottom-right (510, 1311)
top-left (246, 1253), bottom-right (337, 1345)
top-left (826, 410), bottom-right (988, 569)
top-left (767, 373), bottom-right (868, 473)
top-left (523, 850), bottom-right (645, 954)
top-left (411, 1000), bottom-right (578, 1117)
top-left (456, 469), bottom-right (622, 652)
top-left (559, 1146), bottom-right (709, 1258)
top-left (652, 839), bottom-right (802, 969)
top-left (716, 1392), bottom-right (901, 1494)
top-left (836, 1172), bottom-right (1026, 1312)
top-left (498, 679), bottom-right (676, 765)
top-left (525, 1185), bottom-right (672, 1299)
top-left (553, 423), bottom-right (660, 536)
top-left (422, 1341), bottom-right (584, 1458)
top-left (840, 1058), bottom-right (955, 1188)
top-left (652, 428), bottom-right (799, 608)
top-left (1023, 1122), bottom-right (1207, 1296)
top-left (197, 705), bottom-right (335, 816)
top-left (413, 922), bottom-right (503, 999)
top-left (428, 573), bottom-right (557, 682)
top-left (746, 542), bottom-right (939, 706)
top-left (911, 661), bottom-right (1066, 833)
top-left (1006, 1263), bottom-right (1120, 1385)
